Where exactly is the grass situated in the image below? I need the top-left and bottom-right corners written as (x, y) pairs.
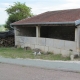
top-left (0, 47), bottom-right (70, 61)
top-left (0, 47), bottom-right (33, 59)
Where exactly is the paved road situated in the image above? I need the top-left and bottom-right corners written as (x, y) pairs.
top-left (0, 63), bottom-right (80, 80)
top-left (0, 57), bottom-right (80, 72)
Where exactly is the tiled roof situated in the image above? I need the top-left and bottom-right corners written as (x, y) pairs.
top-left (11, 8), bottom-right (80, 25)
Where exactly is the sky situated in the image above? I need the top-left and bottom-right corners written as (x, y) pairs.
top-left (0, 0), bottom-right (80, 24)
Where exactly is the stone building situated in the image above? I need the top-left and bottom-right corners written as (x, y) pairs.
top-left (11, 8), bottom-right (80, 56)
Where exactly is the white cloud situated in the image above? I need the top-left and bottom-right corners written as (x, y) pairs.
top-left (0, 3), bottom-right (10, 24)
top-left (29, 0), bottom-right (80, 14)
top-left (0, 1), bottom-right (80, 24)
top-left (58, 0), bottom-right (80, 10)
top-left (0, 7), bottom-right (8, 24)
top-left (66, 0), bottom-right (80, 3)
top-left (1, 3), bottom-right (10, 6)
top-left (51, 3), bottom-right (80, 11)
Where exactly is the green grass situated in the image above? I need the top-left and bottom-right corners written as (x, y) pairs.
top-left (0, 47), bottom-right (70, 60)
top-left (34, 53), bottom-right (70, 61)
top-left (0, 47), bottom-right (33, 58)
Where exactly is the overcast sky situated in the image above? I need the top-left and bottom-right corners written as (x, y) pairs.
top-left (0, 0), bottom-right (80, 24)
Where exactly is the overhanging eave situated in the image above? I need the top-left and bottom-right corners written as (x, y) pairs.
top-left (11, 21), bottom-right (75, 27)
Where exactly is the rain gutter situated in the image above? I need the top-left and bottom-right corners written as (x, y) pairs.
top-left (11, 21), bottom-right (75, 26)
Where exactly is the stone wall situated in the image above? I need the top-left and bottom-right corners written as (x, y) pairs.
top-left (15, 36), bottom-right (77, 56)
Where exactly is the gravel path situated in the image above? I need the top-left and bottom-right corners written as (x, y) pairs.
top-left (0, 63), bottom-right (80, 80)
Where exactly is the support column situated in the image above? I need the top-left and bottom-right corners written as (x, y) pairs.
top-left (14, 27), bottom-right (19, 46)
top-left (36, 26), bottom-right (40, 37)
top-left (76, 26), bottom-right (80, 56)
top-left (36, 26), bottom-right (40, 45)
top-left (14, 27), bottom-right (19, 36)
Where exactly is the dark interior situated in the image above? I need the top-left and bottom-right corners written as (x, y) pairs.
top-left (40, 26), bottom-right (75, 41)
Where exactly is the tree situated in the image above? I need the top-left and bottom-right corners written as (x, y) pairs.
top-left (5, 2), bottom-right (33, 29)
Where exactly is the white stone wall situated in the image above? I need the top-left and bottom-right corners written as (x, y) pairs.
top-left (15, 36), bottom-right (77, 56)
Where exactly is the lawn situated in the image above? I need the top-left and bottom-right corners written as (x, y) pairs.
top-left (0, 47), bottom-right (70, 60)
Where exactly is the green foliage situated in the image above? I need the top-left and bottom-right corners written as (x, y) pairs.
top-left (5, 2), bottom-right (33, 29)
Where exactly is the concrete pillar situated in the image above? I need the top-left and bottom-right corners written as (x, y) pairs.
top-left (14, 27), bottom-right (19, 36)
top-left (36, 26), bottom-right (40, 45)
top-left (14, 27), bottom-right (20, 45)
top-left (76, 26), bottom-right (80, 56)
top-left (36, 26), bottom-right (40, 37)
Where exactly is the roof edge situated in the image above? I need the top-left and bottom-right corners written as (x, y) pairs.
top-left (11, 21), bottom-right (75, 26)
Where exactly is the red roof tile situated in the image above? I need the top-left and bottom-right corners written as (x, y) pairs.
top-left (11, 8), bottom-right (80, 25)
